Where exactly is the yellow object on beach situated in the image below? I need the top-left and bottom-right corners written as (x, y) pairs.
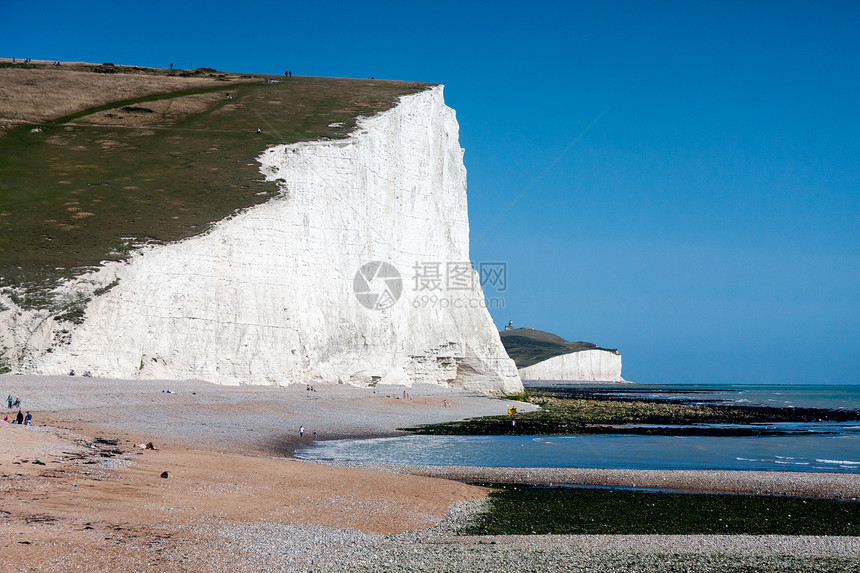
top-left (508, 407), bottom-right (518, 415)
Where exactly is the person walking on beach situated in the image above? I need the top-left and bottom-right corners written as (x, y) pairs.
top-left (13, 396), bottom-right (20, 408)
top-left (15, 410), bottom-right (23, 425)
top-left (300, 425), bottom-right (304, 438)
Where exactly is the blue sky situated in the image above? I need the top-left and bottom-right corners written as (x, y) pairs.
top-left (3, 1), bottom-right (858, 384)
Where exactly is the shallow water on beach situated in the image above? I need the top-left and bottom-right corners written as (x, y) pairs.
top-left (297, 429), bottom-right (860, 473)
top-left (297, 384), bottom-right (860, 473)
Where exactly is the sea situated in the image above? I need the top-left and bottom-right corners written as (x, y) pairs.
top-left (295, 384), bottom-right (860, 473)
top-left (576, 383), bottom-right (860, 411)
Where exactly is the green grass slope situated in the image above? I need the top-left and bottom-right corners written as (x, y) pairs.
top-left (0, 64), bottom-right (429, 309)
top-left (499, 328), bottom-right (617, 368)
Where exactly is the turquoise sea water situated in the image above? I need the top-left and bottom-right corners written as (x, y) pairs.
top-left (296, 384), bottom-right (860, 473)
top-left (566, 383), bottom-right (860, 411)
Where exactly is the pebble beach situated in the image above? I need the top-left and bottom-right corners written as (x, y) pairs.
top-left (2, 374), bottom-right (859, 572)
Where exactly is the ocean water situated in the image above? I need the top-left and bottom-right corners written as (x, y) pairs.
top-left (563, 383), bottom-right (860, 411)
top-left (296, 384), bottom-right (860, 473)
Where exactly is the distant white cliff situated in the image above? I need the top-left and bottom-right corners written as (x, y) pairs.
top-left (518, 349), bottom-right (624, 382)
top-left (0, 86), bottom-right (522, 394)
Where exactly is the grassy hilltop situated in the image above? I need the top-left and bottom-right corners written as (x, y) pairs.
top-left (499, 327), bottom-right (617, 368)
top-left (0, 61), bottom-right (429, 309)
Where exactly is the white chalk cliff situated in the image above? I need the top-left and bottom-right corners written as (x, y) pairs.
top-left (0, 86), bottom-right (522, 394)
top-left (518, 349), bottom-right (624, 382)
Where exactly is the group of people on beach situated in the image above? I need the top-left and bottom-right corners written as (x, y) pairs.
top-left (5, 395), bottom-right (31, 425)
top-left (5, 394), bottom-right (32, 426)
top-left (4, 410), bottom-right (31, 425)
top-left (299, 425), bottom-right (318, 440)
top-left (67, 370), bottom-right (92, 377)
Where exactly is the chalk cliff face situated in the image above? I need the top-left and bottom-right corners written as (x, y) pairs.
top-left (518, 350), bottom-right (624, 382)
top-left (1, 86), bottom-right (522, 394)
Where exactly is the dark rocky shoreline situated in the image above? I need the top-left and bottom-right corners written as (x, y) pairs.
top-left (408, 386), bottom-right (860, 437)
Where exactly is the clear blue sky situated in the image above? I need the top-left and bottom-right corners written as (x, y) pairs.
top-left (4, 1), bottom-right (858, 384)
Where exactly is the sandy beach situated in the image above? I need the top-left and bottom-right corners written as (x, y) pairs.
top-left (2, 374), bottom-right (858, 571)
